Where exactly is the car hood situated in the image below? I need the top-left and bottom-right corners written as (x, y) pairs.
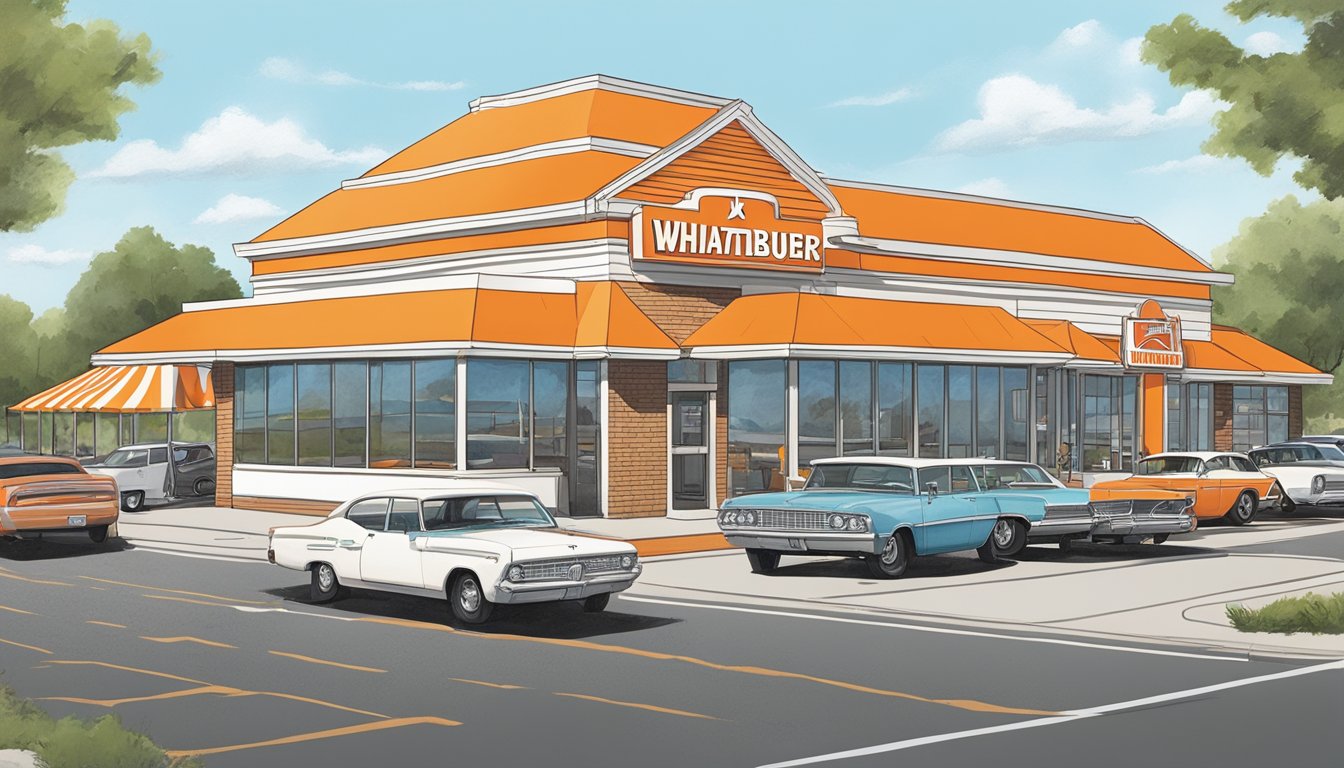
top-left (412, 527), bottom-right (635, 559)
top-left (722, 490), bottom-right (904, 512)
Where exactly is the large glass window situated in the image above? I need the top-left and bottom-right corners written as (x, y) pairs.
top-left (1167, 380), bottom-right (1213, 452)
top-left (369, 361), bottom-right (411, 468)
top-left (119, 412), bottom-right (135, 446)
top-left (1232, 385), bottom-right (1289, 450)
top-left (839, 362), bottom-right (873, 456)
top-left (946, 365), bottom-right (973, 458)
top-left (976, 367), bottom-right (1001, 459)
top-left (95, 413), bottom-right (119, 457)
top-left (236, 365), bottom-right (266, 463)
top-left (53, 413), bottom-right (74, 456)
top-left (4, 411), bottom-right (18, 447)
top-left (266, 364), bottom-right (295, 465)
top-left (413, 359), bottom-right (456, 469)
top-left (917, 365), bottom-right (945, 457)
top-left (572, 361), bottom-right (602, 515)
top-left (39, 412), bottom-right (51, 453)
top-left (798, 361), bottom-right (836, 467)
top-left (171, 410), bottom-right (215, 445)
top-left (877, 363), bottom-right (912, 456)
top-left (137, 413), bottom-right (169, 444)
top-left (333, 362), bottom-right (367, 468)
top-left (1003, 367), bottom-right (1030, 461)
top-left (75, 414), bottom-right (94, 457)
top-left (1080, 374), bottom-right (1138, 471)
top-left (531, 361), bottom-right (568, 472)
top-left (727, 360), bottom-right (786, 496)
top-left (466, 359), bottom-right (529, 469)
top-left (297, 363), bottom-right (332, 467)
top-left (22, 412), bottom-right (38, 452)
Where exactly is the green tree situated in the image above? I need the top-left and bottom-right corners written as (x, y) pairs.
top-left (1212, 195), bottom-right (1344, 430)
top-left (0, 295), bottom-right (38, 411)
top-left (0, 0), bottom-right (160, 231)
top-left (1143, 2), bottom-right (1344, 199)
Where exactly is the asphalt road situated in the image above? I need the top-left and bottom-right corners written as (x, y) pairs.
top-left (0, 530), bottom-right (1340, 768)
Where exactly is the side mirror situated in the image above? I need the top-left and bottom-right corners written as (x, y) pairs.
top-left (924, 481), bottom-right (939, 499)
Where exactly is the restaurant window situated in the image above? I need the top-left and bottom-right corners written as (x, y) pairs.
top-left (839, 362), bottom-right (873, 456)
top-left (137, 413), bottom-right (169, 444)
top-left (466, 359), bottom-right (529, 470)
top-left (120, 411), bottom-right (135, 447)
top-left (1003, 367), bottom-right (1030, 461)
top-left (370, 361), bottom-right (412, 468)
top-left (22, 412), bottom-right (38, 453)
top-left (976, 367), bottom-right (1001, 459)
top-left (1080, 374), bottom-right (1138, 471)
top-left (172, 411), bottom-right (215, 445)
top-left (413, 359), bottom-right (456, 469)
top-left (947, 365), bottom-right (973, 458)
top-left (668, 360), bottom-right (717, 384)
top-left (39, 412), bottom-right (51, 454)
top-left (96, 413), bottom-right (119, 457)
top-left (1033, 368), bottom-right (1056, 466)
top-left (1232, 385), bottom-right (1289, 451)
top-left (266, 364), bottom-right (295, 465)
top-left (297, 363), bottom-right (332, 467)
top-left (332, 362), bottom-right (367, 468)
top-left (798, 361), bottom-right (836, 467)
top-left (572, 361), bottom-right (602, 515)
top-left (4, 411), bottom-right (17, 447)
top-left (877, 362), bottom-right (913, 456)
top-left (531, 361), bottom-right (569, 472)
top-left (236, 365), bottom-right (266, 463)
top-left (75, 413), bottom-right (94, 457)
top-left (53, 413), bottom-right (74, 456)
top-left (1167, 380), bottom-right (1212, 452)
top-left (916, 364), bottom-right (945, 457)
top-left (727, 360), bottom-right (786, 496)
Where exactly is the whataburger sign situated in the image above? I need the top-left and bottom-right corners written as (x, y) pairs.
top-left (633, 194), bottom-right (824, 272)
top-left (1122, 300), bottom-right (1184, 369)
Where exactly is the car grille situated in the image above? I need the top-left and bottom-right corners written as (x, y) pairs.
top-left (1325, 480), bottom-right (1344, 493)
top-left (1090, 500), bottom-right (1132, 518)
top-left (518, 555), bottom-right (626, 581)
top-left (1043, 503), bottom-right (1091, 520)
top-left (752, 509), bottom-right (830, 531)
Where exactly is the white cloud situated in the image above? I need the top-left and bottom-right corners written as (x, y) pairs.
top-left (194, 193), bottom-right (286, 224)
top-left (953, 178), bottom-right (1011, 198)
top-left (89, 107), bottom-right (388, 178)
top-left (1133, 154), bottom-right (1230, 175)
top-left (1244, 31), bottom-right (1291, 56)
top-left (935, 75), bottom-right (1224, 152)
top-left (1051, 19), bottom-right (1102, 50)
top-left (6, 244), bottom-right (90, 267)
top-left (828, 88), bottom-right (915, 108)
top-left (260, 57), bottom-right (465, 92)
top-left (1119, 36), bottom-right (1145, 66)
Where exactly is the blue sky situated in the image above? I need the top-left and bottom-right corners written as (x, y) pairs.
top-left (0, 0), bottom-right (1312, 314)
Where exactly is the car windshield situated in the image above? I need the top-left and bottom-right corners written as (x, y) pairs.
top-left (0, 462), bottom-right (83, 480)
top-left (101, 449), bottom-right (149, 467)
top-left (805, 463), bottom-right (915, 493)
top-left (980, 463), bottom-right (1056, 489)
top-left (1136, 456), bottom-right (1202, 475)
top-left (1319, 445), bottom-right (1344, 461)
top-left (1250, 446), bottom-right (1319, 466)
top-left (421, 495), bottom-right (556, 531)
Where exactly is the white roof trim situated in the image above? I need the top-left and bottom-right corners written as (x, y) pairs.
top-left (343, 137), bottom-right (658, 190)
top-left (468, 74), bottom-right (731, 112)
top-left (684, 344), bottom-right (1073, 363)
top-left (181, 273), bottom-right (580, 312)
top-left (94, 340), bottom-right (681, 367)
top-left (1180, 370), bottom-right (1334, 385)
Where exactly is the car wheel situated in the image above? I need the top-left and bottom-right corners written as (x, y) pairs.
top-left (120, 491), bottom-right (145, 512)
top-left (193, 477), bottom-right (215, 497)
top-left (745, 549), bottom-right (781, 574)
top-left (1281, 496), bottom-right (1297, 515)
top-left (1058, 537), bottom-right (1074, 555)
top-left (449, 572), bottom-right (494, 625)
top-left (1151, 533), bottom-right (1169, 544)
top-left (865, 531), bottom-right (910, 579)
top-left (989, 518), bottom-right (1028, 558)
top-left (87, 525), bottom-right (109, 544)
top-left (1226, 491), bottom-right (1257, 526)
top-left (582, 593), bottom-right (611, 613)
top-left (309, 562), bottom-right (340, 603)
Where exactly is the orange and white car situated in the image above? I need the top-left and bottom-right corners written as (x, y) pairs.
top-left (0, 455), bottom-right (120, 542)
top-left (1091, 451), bottom-right (1280, 526)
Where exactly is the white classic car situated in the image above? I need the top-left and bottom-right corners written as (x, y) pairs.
top-left (1247, 443), bottom-right (1344, 512)
top-left (85, 442), bottom-right (216, 511)
top-left (268, 486), bottom-right (641, 624)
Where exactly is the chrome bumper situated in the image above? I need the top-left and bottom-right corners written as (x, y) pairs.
top-left (493, 571), bottom-right (639, 605)
top-left (1026, 517), bottom-right (1093, 538)
top-left (1258, 494), bottom-right (1281, 511)
top-left (1091, 514), bottom-right (1194, 538)
top-left (721, 529), bottom-right (878, 554)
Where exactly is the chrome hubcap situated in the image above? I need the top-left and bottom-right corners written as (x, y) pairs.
top-left (459, 579), bottom-right (481, 613)
top-left (993, 520), bottom-right (1014, 547)
top-left (1240, 496), bottom-right (1253, 516)
top-left (881, 536), bottom-right (899, 564)
top-left (317, 566), bottom-right (334, 591)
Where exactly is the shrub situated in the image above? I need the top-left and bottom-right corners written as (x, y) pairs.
top-left (0, 686), bottom-right (199, 768)
top-left (1226, 592), bottom-right (1344, 635)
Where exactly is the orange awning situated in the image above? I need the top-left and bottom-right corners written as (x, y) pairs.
top-left (94, 282), bottom-right (680, 363)
top-left (682, 293), bottom-right (1073, 362)
top-left (1021, 320), bottom-right (1121, 366)
top-left (1181, 327), bottom-right (1330, 383)
top-left (12, 365), bottom-right (215, 413)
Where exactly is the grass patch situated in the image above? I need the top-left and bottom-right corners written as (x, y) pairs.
top-left (1226, 592), bottom-right (1344, 635)
top-left (0, 685), bottom-right (199, 767)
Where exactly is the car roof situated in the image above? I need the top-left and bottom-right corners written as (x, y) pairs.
top-left (1299, 435), bottom-right (1344, 442)
top-left (809, 456), bottom-right (1039, 468)
top-left (1250, 442), bottom-right (1321, 450)
top-left (345, 485), bottom-right (544, 502)
top-left (1143, 451), bottom-right (1248, 461)
top-left (114, 442), bottom-right (211, 451)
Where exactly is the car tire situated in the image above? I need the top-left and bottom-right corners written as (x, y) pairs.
top-left (1281, 496), bottom-right (1297, 515)
top-left (1226, 491), bottom-right (1258, 526)
top-left (120, 491), bottom-right (145, 512)
top-left (309, 562), bottom-right (340, 603)
top-left (87, 525), bottom-right (109, 544)
top-left (193, 477), bottom-right (215, 497)
top-left (989, 518), bottom-right (1028, 558)
top-left (1058, 537), bottom-right (1074, 555)
top-left (449, 572), bottom-right (494, 625)
top-left (746, 549), bottom-right (781, 574)
top-left (582, 593), bottom-right (611, 613)
top-left (865, 531), bottom-right (910, 579)
top-left (1151, 534), bottom-right (1169, 544)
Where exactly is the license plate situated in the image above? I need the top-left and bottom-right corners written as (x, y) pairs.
top-left (67, 515), bottom-right (86, 527)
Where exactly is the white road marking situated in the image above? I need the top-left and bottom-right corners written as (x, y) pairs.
top-left (758, 658), bottom-right (1344, 767)
top-left (618, 595), bottom-right (1247, 662)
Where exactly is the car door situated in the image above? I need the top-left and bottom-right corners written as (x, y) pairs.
top-left (328, 497), bottom-right (388, 580)
top-left (917, 466), bottom-right (979, 553)
top-left (146, 446), bottom-right (170, 500)
top-left (1230, 455), bottom-right (1275, 500)
top-left (359, 497), bottom-right (425, 589)
top-left (1201, 455), bottom-right (1238, 510)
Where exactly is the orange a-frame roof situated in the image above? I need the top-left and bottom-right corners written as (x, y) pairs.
top-left (12, 365), bottom-right (215, 413)
top-left (681, 293), bottom-right (1072, 359)
top-left (97, 283), bottom-right (679, 360)
top-left (1202, 326), bottom-right (1324, 376)
top-left (1021, 320), bottom-right (1121, 364)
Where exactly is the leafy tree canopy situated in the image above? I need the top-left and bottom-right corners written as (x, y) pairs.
top-left (1144, 1), bottom-right (1344, 198)
top-left (0, 0), bottom-right (160, 231)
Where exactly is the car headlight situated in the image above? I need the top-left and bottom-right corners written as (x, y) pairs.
top-left (847, 516), bottom-right (866, 532)
top-left (1313, 475), bottom-right (1326, 495)
top-left (620, 554), bottom-right (635, 570)
top-left (829, 514), bottom-right (846, 530)
top-left (721, 510), bottom-right (737, 525)
top-left (743, 510), bottom-right (757, 526)
top-left (507, 565), bottom-right (525, 582)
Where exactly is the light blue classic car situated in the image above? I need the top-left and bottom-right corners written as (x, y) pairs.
top-left (718, 457), bottom-right (1175, 578)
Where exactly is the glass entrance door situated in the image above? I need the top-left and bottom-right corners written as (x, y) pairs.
top-left (671, 391), bottom-right (709, 510)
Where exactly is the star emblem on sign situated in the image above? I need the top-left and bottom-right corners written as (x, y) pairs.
top-left (727, 196), bottom-right (746, 220)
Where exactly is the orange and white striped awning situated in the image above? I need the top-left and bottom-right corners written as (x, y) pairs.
top-left (11, 365), bottom-right (215, 413)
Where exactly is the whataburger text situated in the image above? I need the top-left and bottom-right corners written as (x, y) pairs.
top-left (648, 218), bottom-right (822, 263)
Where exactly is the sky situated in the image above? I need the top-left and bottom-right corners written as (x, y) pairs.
top-left (0, 0), bottom-right (1314, 314)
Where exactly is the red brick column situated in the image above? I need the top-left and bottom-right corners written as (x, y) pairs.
top-left (1289, 385), bottom-right (1304, 438)
top-left (212, 362), bottom-right (234, 508)
top-left (716, 367), bottom-right (729, 507)
top-left (607, 360), bottom-right (667, 518)
top-left (1213, 383), bottom-right (1233, 451)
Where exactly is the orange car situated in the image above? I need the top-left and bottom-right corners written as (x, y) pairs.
top-left (1091, 451), bottom-right (1281, 526)
top-left (0, 455), bottom-right (120, 543)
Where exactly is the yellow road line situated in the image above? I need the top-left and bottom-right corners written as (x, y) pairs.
top-left (46, 660), bottom-right (210, 686)
top-left (553, 692), bottom-right (718, 720)
top-left (0, 604), bottom-right (36, 615)
top-left (0, 637), bottom-right (52, 655)
top-left (80, 575), bottom-right (271, 605)
top-left (142, 594), bottom-right (237, 608)
top-left (86, 621), bottom-right (127, 629)
top-left (449, 678), bottom-right (527, 690)
top-left (141, 636), bottom-right (237, 650)
top-left (268, 651), bottom-right (386, 674)
top-left (164, 716), bottom-right (462, 758)
top-left (0, 570), bottom-right (71, 587)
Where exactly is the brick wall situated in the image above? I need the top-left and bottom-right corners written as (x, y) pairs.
top-left (1213, 383), bottom-right (1233, 451)
top-left (607, 360), bottom-right (668, 518)
top-left (1289, 385), bottom-right (1304, 438)
top-left (618, 282), bottom-right (739, 344)
top-left (213, 362), bottom-right (234, 507)
top-left (716, 369), bottom-right (729, 506)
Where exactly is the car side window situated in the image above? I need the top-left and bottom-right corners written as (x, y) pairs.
top-left (1205, 456), bottom-right (1230, 472)
top-left (950, 465), bottom-right (977, 493)
top-left (1231, 456), bottom-right (1257, 473)
top-left (346, 498), bottom-right (390, 531)
top-left (387, 499), bottom-right (422, 533)
top-left (918, 467), bottom-right (951, 494)
top-left (149, 447), bottom-right (168, 464)
top-left (972, 465), bottom-right (990, 489)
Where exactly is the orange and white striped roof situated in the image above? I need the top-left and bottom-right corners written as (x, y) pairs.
top-left (11, 365), bottom-right (215, 413)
